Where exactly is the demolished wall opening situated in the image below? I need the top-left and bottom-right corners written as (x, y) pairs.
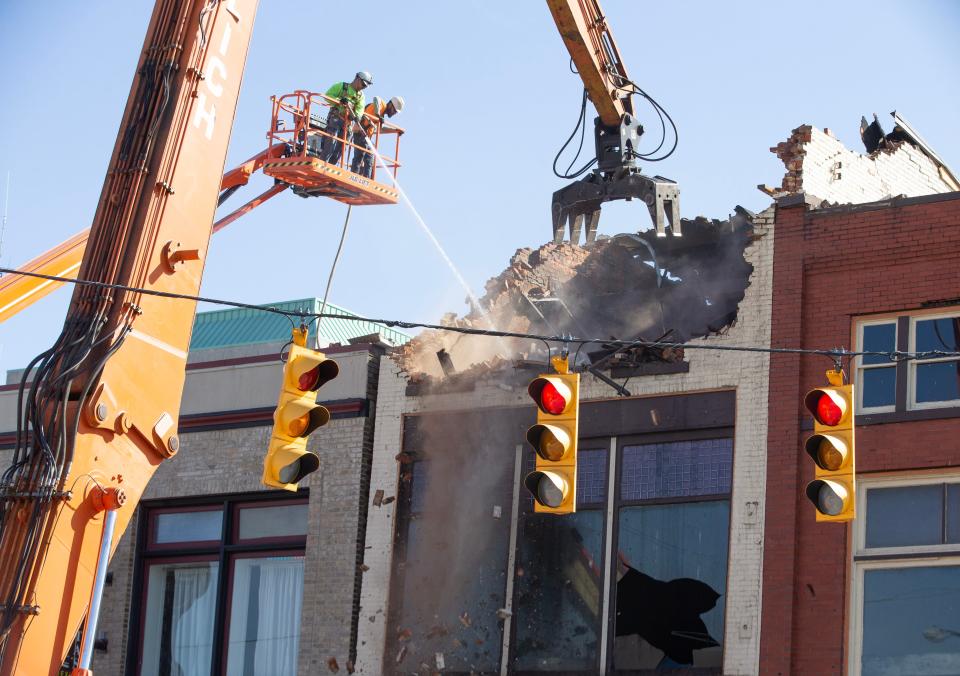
top-left (395, 211), bottom-right (755, 389)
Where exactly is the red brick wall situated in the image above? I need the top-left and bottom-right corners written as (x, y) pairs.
top-left (760, 192), bottom-right (960, 675)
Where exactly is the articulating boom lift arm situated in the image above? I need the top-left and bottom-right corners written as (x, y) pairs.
top-left (547, 0), bottom-right (680, 244)
top-left (0, 144), bottom-right (288, 324)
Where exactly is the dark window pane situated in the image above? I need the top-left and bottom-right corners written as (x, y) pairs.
top-left (141, 561), bottom-right (219, 676)
top-left (620, 439), bottom-right (732, 502)
top-left (916, 317), bottom-right (960, 353)
top-left (948, 484), bottom-right (960, 544)
top-left (409, 461), bottom-right (429, 515)
top-left (866, 485), bottom-right (943, 548)
top-left (861, 566), bottom-right (960, 676)
top-left (916, 361), bottom-right (960, 403)
top-left (238, 503), bottom-right (307, 541)
top-left (512, 511), bottom-right (604, 672)
top-left (577, 448), bottom-right (608, 507)
top-left (614, 502), bottom-right (729, 670)
top-left (862, 367), bottom-right (897, 408)
top-left (155, 510), bottom-right (222, 544)
top-left (862, 323), bottom-right (897, 365)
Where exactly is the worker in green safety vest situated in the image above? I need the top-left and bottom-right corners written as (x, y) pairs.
top-left (321, 71), bottom-right (373, 165)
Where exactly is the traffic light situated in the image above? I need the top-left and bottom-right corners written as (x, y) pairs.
top-left (262, 327), bottom-right (339, 491)
top-left (803, 369), bottom-right (856, 522)
top-left (524, 355), bottom-right (579, 515)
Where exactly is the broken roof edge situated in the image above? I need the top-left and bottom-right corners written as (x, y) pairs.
top-left (891, 111), bottom-right (960, 190)
top-left (765, 117), bottom-right (956, 207)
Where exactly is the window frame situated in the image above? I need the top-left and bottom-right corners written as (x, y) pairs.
top-left (509, 440), bottom-right (611, 676)
top-left (855, 318), bottom-right (898, 415)
top-left (389, 392), bottom-right (736, 676)
top-left (128, 492), bottom-right (309, 676)
top-left (607, 430), bottom-right (733, 675)
top-left (146, 504), bottom-right (225, 551)
top-left (907, 311), bottom-right (960, 411)
top-left (220, 549), bottom-right (307, 674)
top-left (855, 308), bottom-right (960, 421)
top-left (848, 472), bottom-right (960, 676)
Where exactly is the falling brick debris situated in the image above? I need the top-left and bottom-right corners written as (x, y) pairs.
top-left (395, 645), bottom-right (407, 664)
top-left (326, 656), bottom-right (339, 673)
top-left (396, 627), bottom-right (413, 642)
top-left (459, 611), bottom-right (471, 628)
top-left (372, 489), bottom-right (384, 507)
top-left (394, 218), bottom-right (755, 386)
top-left (426, 624), bottom-right (448, 639)
top-left (346, 660), bottom-right (355, 674)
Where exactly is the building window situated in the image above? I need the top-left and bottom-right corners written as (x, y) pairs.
top-left (910, 315), bottom-right (960, 409)
top-left (613, 437), bottom-right (731, 673)
top-left (388, 411), bottom-right (517, 675)
top-left (856, 311), bottom-right (960, 416)
top-left (851, 475), bottom-right (960, 676)
top-left (511, 447), bottom-right (608, 673)
top-left (857, 320), bottom-right (897, 412)
top-left (133, 494), bottom-right (308, 676)
top-left (389, 396), bottom-right (734, 674)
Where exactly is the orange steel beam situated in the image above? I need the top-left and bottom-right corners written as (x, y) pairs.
top-left (0, 0), bottom-right (259, 672)
top-left (0, 230), bottom-right (89, 322)
top-left (212, 181), bottom-right (287, 233)
top-left (546, 0), bottom-right (634, 127)
top-left (0, 144), bottom-right (284, 324)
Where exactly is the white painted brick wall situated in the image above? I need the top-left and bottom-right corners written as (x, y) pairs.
top-left (358, 210), bottom-right (775, 675)
top-left (799, 128), bottom-right (952, 204)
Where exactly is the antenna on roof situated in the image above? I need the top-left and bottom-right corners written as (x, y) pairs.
top-left (0, 171), bottom-right (9, 271)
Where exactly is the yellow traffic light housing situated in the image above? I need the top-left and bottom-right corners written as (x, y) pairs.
top-left (263, 327), bottom-right (339, 491)
top-left (524, 355), bottom-right (579, 514)
top-left (803, 369), bottom-right (856, 522)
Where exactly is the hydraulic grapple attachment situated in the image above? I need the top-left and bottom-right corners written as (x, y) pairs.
top-left (552, 169), bottom-right (681, 245)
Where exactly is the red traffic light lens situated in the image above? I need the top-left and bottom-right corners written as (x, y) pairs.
top-left (299, 366), bottom-right (321, 391)
top-left (540, 382), bottom-right (567, 415)
top-left (815, 394), bottom-right (843, 426)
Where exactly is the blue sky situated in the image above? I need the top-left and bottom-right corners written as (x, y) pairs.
top-left (0, 1), bottom-right (958, 376)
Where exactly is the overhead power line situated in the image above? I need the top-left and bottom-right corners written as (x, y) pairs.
top-left (1, 266), bottom-right (957, 363)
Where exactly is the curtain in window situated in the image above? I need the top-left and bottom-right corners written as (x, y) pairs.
top-left (141, 562), bottom-right (218, 676)
top-left (170, 566), bottom-right (216, 676)
top-left (226, 556), bottom-right (304, 676)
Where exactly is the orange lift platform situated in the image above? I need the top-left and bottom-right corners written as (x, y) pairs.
top-left (0, 90), bottom-right (403, 323)
top-left (264, 90), bottom-right (402, 205)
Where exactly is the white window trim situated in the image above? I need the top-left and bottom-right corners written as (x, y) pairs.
top-left (855, 319), bottom-right (898, 415)
top-left (848, 472), bottom-right (960, 676)
top-left (908, 312), bottom-right (960, 411)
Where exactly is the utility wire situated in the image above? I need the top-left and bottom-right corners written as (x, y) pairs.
top-left (1, 266), bottom-right (957, 363)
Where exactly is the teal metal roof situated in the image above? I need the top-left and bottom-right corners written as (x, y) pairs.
top-left (189, 298), bottom-right (410, 350)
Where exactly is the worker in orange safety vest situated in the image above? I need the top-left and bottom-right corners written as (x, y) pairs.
top-left (350, 95), bottom-right (404, 178)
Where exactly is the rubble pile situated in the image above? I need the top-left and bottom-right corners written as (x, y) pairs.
top-left (394, 213), bottom-right (755, 383)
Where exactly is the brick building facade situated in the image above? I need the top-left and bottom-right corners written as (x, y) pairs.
top-left (0, 299), bottom-right (407, 675)
top-left (761, 191), bottom-right (960, 676)
top-left (0, 117), bottom-right (957, 675)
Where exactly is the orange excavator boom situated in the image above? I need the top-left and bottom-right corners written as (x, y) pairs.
top-left (0, 1), bottom-right (259, 673)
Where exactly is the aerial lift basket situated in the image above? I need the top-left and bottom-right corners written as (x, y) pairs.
top-left (264, 90), bottom-right (403, 206)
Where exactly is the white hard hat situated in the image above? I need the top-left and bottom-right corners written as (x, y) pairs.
top-left (356, 71), bottom-right (373, 85)
top-left (389, 96), bottom-right (405, 113)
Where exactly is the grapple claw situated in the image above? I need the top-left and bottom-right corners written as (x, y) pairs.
top-left (552, 169), bottom-right (681, 244)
